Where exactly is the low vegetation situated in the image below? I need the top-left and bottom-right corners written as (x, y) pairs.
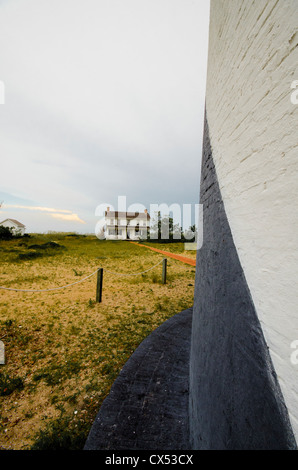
top-left (0, 233), bottom-right (196, 450)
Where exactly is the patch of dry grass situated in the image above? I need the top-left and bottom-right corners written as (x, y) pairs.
top-left (0, 234), bottom-right (195, 450)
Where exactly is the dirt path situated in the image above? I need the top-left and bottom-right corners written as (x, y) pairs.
top-left (130, 242), bottom-right (196, 266)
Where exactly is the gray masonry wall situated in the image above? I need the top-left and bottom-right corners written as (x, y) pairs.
top-left (189, 0), bottom-right (298, 449)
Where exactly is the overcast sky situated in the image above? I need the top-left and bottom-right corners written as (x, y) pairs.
top-left (0, 0), bottom-right (210, 234)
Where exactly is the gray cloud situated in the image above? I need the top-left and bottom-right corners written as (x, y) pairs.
top-left (0, 0), bottom-right (210, 233)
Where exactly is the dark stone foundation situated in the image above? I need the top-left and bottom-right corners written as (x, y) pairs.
top-left (84, 308), bottom-right (192, 450)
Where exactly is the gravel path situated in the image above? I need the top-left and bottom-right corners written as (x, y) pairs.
top-left (130, 242), bottom-right (196, 267)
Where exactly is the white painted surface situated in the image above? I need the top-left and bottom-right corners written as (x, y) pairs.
top-left (206, 0), bottom-right (298, 437)
top-left (105, 211), bottom-right (150, 240)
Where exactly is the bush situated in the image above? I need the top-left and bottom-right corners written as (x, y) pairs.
top-left (28, 241), bottom-right (64, 250)
top-left (0, 372), bottom-right (24, 396)
top-left (18, 251), bottom-right (44, 260)
top-left (30, 416), bottom-right (87, 450)
top-left (0, 226), bottom-right (13, 240)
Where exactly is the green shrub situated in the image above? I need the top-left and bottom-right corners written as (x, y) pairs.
top-left (30, 416), bottom-right (87, 450)
top-left (28, 241), bottom-right (64, 250)
top-left (0, 226), bottom-right (13, 240)
top-left (0, 372), bottom-right (24, 396)
top-left (18, 251), bottom-right (44, 260)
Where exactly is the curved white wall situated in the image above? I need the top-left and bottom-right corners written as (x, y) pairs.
top-left (205, 0), bottom-right (298, 437)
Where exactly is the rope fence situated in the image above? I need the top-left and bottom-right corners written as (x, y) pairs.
top-left (0, 248), bottom-right (197, 306)
top-left (0, 269), bottom-right (99, 293)
top-left (0, 258), bottom-right (168, 298)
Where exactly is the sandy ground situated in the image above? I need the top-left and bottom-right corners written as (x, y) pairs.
top-left (0, 237), bottom-right (196, 449)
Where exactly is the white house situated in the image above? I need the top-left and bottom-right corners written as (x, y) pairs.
top-left (104, 208), bottom-right (150, 240)
top-left (0, 218), bottom-right (26, 236)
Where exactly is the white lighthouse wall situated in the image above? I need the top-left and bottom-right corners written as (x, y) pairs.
top-left (205, 0), bottom-right (298, 436)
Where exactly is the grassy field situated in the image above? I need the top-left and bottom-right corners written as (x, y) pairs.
top-left (0, 233), bottom-right (196, 450)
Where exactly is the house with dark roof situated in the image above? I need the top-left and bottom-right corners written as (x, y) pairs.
top-left (0, 218), bottom-right (26, 236)
top-left (104, 207), bottom-right (150, 240)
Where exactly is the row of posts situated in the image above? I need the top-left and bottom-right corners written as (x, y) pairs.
top-left (96, 258), bottom-right (167, 303)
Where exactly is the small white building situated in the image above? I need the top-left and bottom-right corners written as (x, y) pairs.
top-left (104, 208), bottom-right (150, 240)
top-left (0, 218), bottom-right (26, 236)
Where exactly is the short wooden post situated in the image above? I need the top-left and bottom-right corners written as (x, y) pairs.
top-left (162, 258), bottom-right (167, 284)
top-left (96, 268), bottom-right (103, 303)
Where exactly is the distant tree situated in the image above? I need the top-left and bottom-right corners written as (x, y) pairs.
top-left (182, 224), bottom-right (196, 242)
top-left (149, 211), bottom-right (182, 242)
top-left (0, 226), bottom-right (13, 240)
